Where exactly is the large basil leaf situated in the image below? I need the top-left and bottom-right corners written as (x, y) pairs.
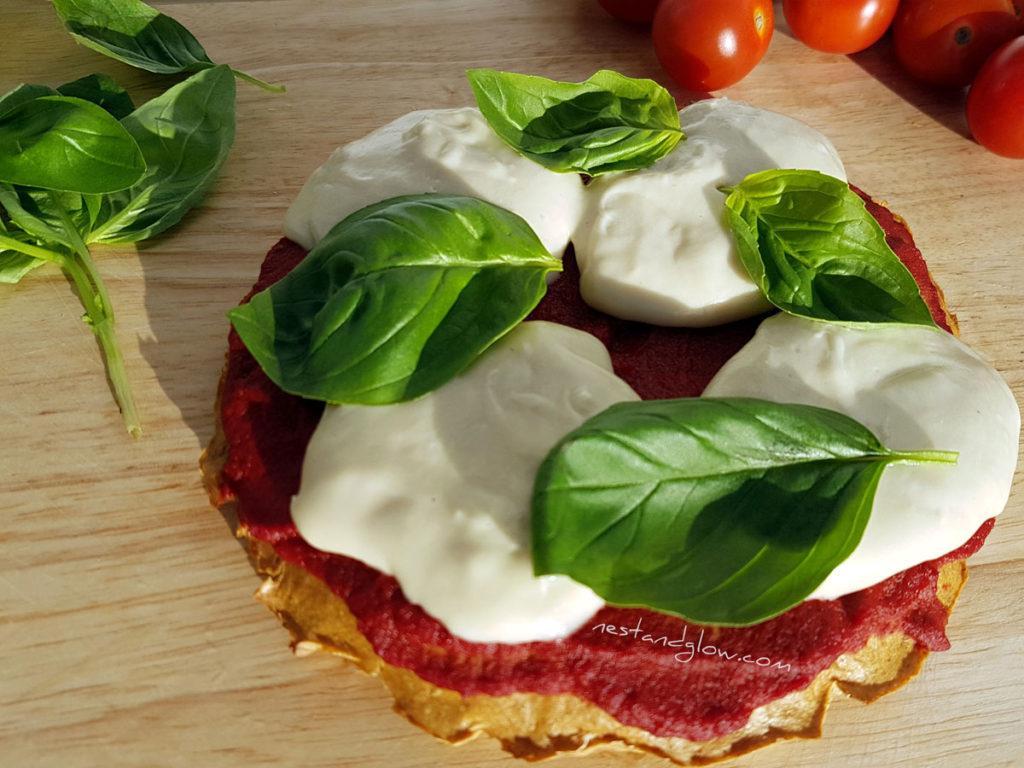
top-left (87, 65), bottom-right (236, 244)
top-left (51, 0), bottom-right (214, 75)
top-left (467, 68), bottom-right (684, 175)
top-left (57, 72), bottom-right (135, 119)
top-left (0, 95), bottom-right (145, 193)
top-left (723, 169), bottom-right (936, 327)
top-left (532, 397), bottom-right (957, 626)
top-left (228, 194), bottom-right (562, 405)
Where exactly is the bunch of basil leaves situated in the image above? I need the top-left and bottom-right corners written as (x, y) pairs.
top-left (0, 0), bottom-right (282, 436)
top-left (228, 67), bottom-right (957, 627)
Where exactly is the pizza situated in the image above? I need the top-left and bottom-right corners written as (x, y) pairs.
top-left (201, 72), bottom-right (1019, 765)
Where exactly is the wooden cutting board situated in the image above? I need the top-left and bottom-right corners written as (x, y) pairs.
top-left (3, 2), bottom-right (1022, 767)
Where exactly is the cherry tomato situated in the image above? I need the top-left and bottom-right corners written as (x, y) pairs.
top-left (893, 0), bottom-right (1021, 86)
top-left (597, 0), bottom-right (660, 25)
top-left (783, 0), bottom-right (901, 54)
top-left (967, 36), bottom-right (1024, 157)
top-left (652, 0), bottom-right (774, 91)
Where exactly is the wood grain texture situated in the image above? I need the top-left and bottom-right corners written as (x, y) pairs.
top-left (2, 2), bottom-right (1021, 767)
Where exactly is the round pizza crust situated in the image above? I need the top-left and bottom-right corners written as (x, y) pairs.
top-left (200, 199), bottom-right (974, 765)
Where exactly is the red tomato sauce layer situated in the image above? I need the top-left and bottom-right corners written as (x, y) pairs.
top-left (218, 190), bottom-right (990, 741)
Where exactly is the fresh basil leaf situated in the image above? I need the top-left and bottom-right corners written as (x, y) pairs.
top-left (229, 194), bottom-right (562, 405)
top-left (0, 84), bottom-right (59, 119)
top-left (0, 183), bottom-right (69, 246)
top-left (0, 183), bottom-right (95, 248)
top-left (532, 397), bottom-right (957, 626)
top-left (51, 0), bottom-right (214, 75)
top-left (87, 65), bottom-right (235, 244)
top-left (0, 223), bottom-right (49, 283)
top-left (0, 95), bottom-right (146, 193)
top-left (82, 191), bottom-right (103, 232)
top-left (467, 68), bottom-right (684, 175)
top-left (50, 0), bottom-right (284, 91)
top-left (723, 169), bottom-right (936, 327)
top-left (0, 252), bottom-right (47, 283)
top-left (57, 73), bottom-right (134, 119)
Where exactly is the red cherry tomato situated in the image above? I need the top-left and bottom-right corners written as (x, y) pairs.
top-left (652, 0), bottom-right (775, 91)
top-left (597, 0), bottom-right (660, 24)
top-left (967, 36), bottom-right (1024, 157)
top-left (783, 0), bottom-right (901, 54)
top-left (893, 0), bottom-right (1021, 86)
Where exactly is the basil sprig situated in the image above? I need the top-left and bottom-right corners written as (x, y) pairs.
top-left (51, 0), bottom-right (284, 92)
top-left (467, 69), bottom-right (684, 176)
top-left (229, 194), bottom-right (562, 405)
top-left (532, 397), bottom-right (957, 626)
top-left (0, 66), bottom-right (237, 435)
top-left (723, 169), bottom-right (937, 327)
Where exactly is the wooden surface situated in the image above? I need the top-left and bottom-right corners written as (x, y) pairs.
top-left (3, 2), bottom-right (1023, 766)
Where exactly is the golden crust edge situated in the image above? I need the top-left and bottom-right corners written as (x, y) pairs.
top-left (238, 522), bottom-right (968, 767)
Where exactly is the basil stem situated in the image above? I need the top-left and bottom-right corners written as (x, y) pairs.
top-left (50, 191), bottom-right (141, 436)
top-left (0, 205), bottom-right (139, 435)
top-left (228, 68), bottom-right (284, 93)
top-left (0, 232), bottom-right (63, 264)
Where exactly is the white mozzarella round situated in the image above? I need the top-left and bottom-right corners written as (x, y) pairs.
top-left (572, 98), bottom-right (847, 327)
top-left (291, 321), bottom-right (639, 643)
top-left (703, 313), bottom-right (1019, 599)
top-left (283, 107), bottom-right (585, 257)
